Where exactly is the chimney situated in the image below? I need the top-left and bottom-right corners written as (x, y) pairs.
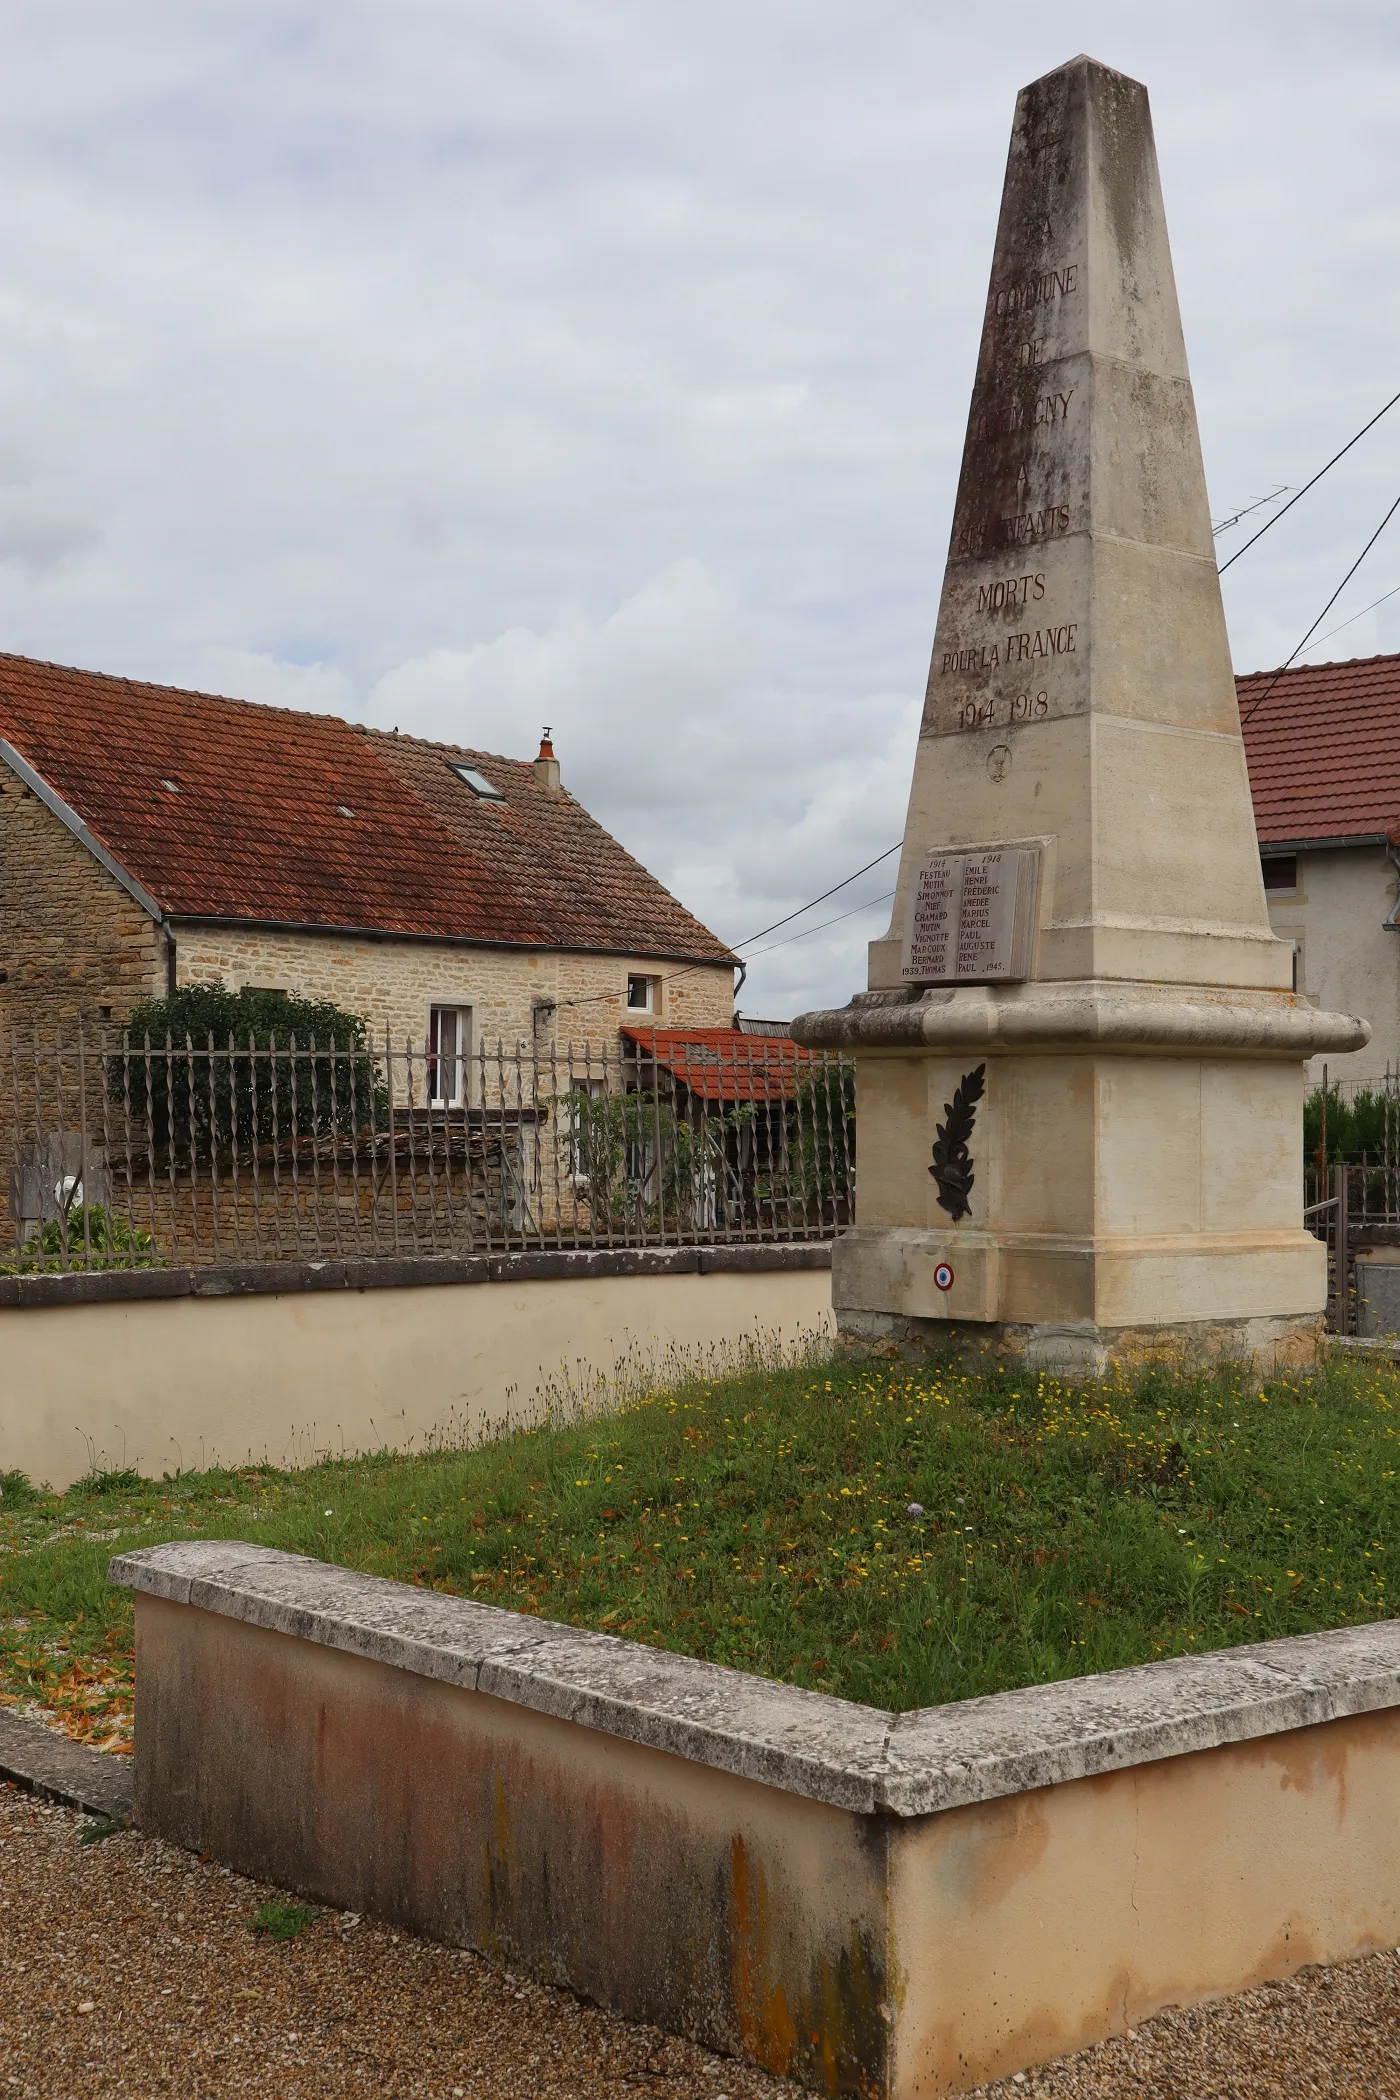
top-left (533, 726), bottom-right (561, 794)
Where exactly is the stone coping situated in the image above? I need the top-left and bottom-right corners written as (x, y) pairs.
top-left (793, 980), bottom-right (1368, 1059)
top-left (0, 1241), bottom-right (831, 1312)
top-left (0, 1707), bottom-right (133, 1821)
top-left (110, 1541), bottom-right (1400, 1819)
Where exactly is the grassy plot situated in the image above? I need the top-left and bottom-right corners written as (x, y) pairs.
top-left (1, 1350), bottom-right (1398, 1738)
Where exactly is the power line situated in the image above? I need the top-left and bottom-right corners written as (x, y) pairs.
top-left (556, 840), bottom-right (903, 1013)
top-left (1295, 578), bottom-right (1400, 659)
top-left (743, 888), bottom-right (896, 962)
top-left (1242, 488), bottom-right (1400, 724)
top-left (1219, 386), bottom-right (1400, 576)
top-left (728, 842), bottom-right (902, 952)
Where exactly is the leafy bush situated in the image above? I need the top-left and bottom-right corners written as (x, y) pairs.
top-left (0, 1470), bottom-right (38, 1506)
top-left (1, 1204), bottom-right (155, 1275)
top-left (113, 985), bottom-right (385, 1162)
top-left (1304, 1084), bottom-right (1391, 1166)
top-left (568, 1088), bottom-right (727, 1229)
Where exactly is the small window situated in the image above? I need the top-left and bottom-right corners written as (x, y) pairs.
top-left (448, 762), bottom-right (505, 801)
top-left (626, 974), bottom-right (657, 1013)
top-left (428, 1004), bottom-right (471, 1107)
top-left (1262, 855), bottom-right (1298, 893)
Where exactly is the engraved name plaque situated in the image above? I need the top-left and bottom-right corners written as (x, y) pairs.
top-left (900, 847), bottom-right (1039, 985)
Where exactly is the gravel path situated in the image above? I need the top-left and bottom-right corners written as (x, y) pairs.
top-left (5, 1776), bottom-right (1400, 2098)
top-left (968, 1951), bottom-right (1400, 2098)
top-left (0, 1782), bottom-right (797, 2099)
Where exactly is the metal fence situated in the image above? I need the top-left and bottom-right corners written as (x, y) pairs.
top-left (1, 1026), bottom-right (855, 1273)
top-left (1303, 1063), bottom-right (1400, 1334)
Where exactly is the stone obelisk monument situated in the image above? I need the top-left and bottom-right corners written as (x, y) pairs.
top-left (795, 55), bottom-right (1367, 1369)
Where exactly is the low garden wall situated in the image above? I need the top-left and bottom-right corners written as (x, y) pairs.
top-left (0, 1247), bottom-right (833, 1490)
top-left (114, 1539), bottom-right (1400, 2099)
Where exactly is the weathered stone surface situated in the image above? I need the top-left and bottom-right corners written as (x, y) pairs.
top-left (115, 1541), bottom-right (1400, 2097)
top-left (862, 53), bottom-right (1282, 995)
top-left (111, 1541), bottom-right (1400, 1818)
top-left (0, 1705), bottom-right (133, 1820)
top-left (794, 53), bottom-right (1366, 1364)
top-left (0, 1239), bottom-right (829, 1311)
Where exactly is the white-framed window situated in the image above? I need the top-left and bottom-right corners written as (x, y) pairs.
top-left (428, 1004), bottom-right (471, 1107)
top-left (626, 973), bottom-right (658, 1013)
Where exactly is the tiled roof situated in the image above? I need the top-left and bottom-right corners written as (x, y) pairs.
top-left (1238, 652), bottom-right (1400, 848)
top-left (0, 653), bottom-right (736, 964)
top-left (621, 1025), bottom-right (819, 1103)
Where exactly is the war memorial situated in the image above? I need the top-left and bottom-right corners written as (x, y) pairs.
top-left (105, 57), bottom-right (1400, 2100)
top-left (796, 52), bottom-right (1367, 1371)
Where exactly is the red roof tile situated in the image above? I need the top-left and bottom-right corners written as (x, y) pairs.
top-left (0, 653), bottom-right (735, 964)
top-left (1238, 653), bottom-right (1400, 848)
top-left (621, 1026), bottom-right (820, 1103)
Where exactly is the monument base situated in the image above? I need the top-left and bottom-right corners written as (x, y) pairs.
top-left (793, 980), bottom-right (1364, 1380)
top-left (835, 1302), bottom-right (1326, 1376)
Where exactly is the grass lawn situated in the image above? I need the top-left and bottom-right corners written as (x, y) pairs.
top-left (2, 1347), bottom-right (1398, 1749)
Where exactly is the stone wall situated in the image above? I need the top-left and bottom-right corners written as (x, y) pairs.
top-left (0, 1249), bottom-right (835, 1489)
top-left (0, 762), bottom-right (163, 1041)
top-left (170, 924), bottom-right (734, 1053)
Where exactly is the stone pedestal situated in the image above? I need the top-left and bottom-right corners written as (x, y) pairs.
top-left (794, 56), bottom-right (1367, 1370)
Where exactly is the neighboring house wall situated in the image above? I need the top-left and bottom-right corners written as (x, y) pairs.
top-left (170, 923), bottom-right (734, 1055)
top-left (0, 762), bottom-right (162, 1041)
top-left (1265, 845), bottom-right (1400, 1087)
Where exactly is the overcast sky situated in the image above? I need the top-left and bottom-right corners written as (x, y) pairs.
top-left (3, 2), bottom-right (1399, 1016)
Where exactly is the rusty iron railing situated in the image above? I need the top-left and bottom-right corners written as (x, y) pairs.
top-left (2, 1026), bottom-right (855, 1273)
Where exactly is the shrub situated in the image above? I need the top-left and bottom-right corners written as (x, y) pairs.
top-left (112, 985), bottom-right (385, 1162)
top-left (1, 1204), bottom-right (156, 1275)
top-left (1304, 1084), bottom-right (1391, 1166)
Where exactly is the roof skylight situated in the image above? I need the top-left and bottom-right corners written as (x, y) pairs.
top-left (448, 762), bottom-right (505, 801)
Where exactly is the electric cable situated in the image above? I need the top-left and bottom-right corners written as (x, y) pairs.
top-left (1242, 488), bottom-right (1400, 724)
top-left (1219, 386), bottom-right (1400, 576)
top-left (555, 841), bottom-right (902, 1012)
top-left (742, 887), bottom-right (896, 962)
top-left (1294, 578), bottom-right (1400, 659)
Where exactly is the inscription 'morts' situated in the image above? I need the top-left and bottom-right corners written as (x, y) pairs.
top-left (991, 264), bottom-right (1078, 318)
top-left (976, 571), bottom-right (1045, 616)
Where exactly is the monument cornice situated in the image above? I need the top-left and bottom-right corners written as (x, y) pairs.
top-left (793, 979), bottom-right (1370, 1059)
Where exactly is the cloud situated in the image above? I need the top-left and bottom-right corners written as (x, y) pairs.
top-left (2, 3), bottom-right (1400, 1013)
top-left (369, 558), bottom-right (753, 806)
top-left (0, 492), bottom-right (99, 575)
top-left (192, 647), bottom-right (355, 715)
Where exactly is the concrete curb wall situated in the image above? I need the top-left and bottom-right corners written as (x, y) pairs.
top-left (113, 1542), bottom-right (1400, 2096)
top-left (0, 1247), bottom-right (833, 1490)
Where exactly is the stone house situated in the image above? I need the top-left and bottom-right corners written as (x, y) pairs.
top-left (0, 651), bottom-right (737, 1082)
top-left (1240, 651), bottom-right (1400, 1088)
